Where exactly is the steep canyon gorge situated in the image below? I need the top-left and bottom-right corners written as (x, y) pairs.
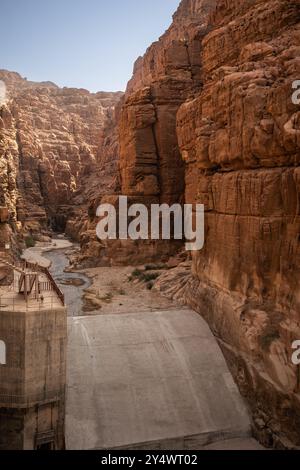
top-left (0, 69), bottom-right (122, 253)
top-left (0, 0), bottom-right (300, 448)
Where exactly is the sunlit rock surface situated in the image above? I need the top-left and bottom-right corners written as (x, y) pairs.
top-left (0, 0), bottom-right (299, 448)
top-left (118, 0), bottom-right (300, 447)
top-left (0, 70), bottom-right (122, 237)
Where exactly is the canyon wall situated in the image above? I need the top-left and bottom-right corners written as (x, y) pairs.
top-left (71, 0), bottom-right (219, 267)
top-left (0, 70), bottom-right (122, 247)
top-left (0, 0), bottom-right (299, 447)
top-left (118, 0), bottom-right (300, 447)
top-left (115, 0), bottom-right (217, 264)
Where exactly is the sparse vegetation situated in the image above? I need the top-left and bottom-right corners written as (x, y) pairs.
top-left (143, 272), bottom-right (160, 282)
top-left (145, 263), bottom-right (167, 271)
top-left (130, 268), bottom-right (160, 284)
top-left (25, 236), bottom-right (36, 248)
top-left (132, 269), bottom-right (143, 278)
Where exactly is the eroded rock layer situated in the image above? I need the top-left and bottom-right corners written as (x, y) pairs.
top-left (0, 0), bottom-right (299, 448)
top-left (72, 1), bottom-right (220, 266)
top-left (115, 0), bottom-right (217, 263)
top-left (150, 0), bottom-right (300, 448)
top-left (0, 70), bottom-right (122, 240)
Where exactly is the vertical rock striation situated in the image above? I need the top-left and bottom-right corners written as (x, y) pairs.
top-left (116, 0), bottom-right (217, 263)
top-left (150, 0), bottom-right (300, 447)
top-left (0, 0), bottom-right (299, 447)
top-left (0, 70), bottom-right (122, 239)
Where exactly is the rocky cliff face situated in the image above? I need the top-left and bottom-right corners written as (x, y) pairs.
top-left (115, 0), bottom-right (217, 263)
top-left (71, 1), bottom-right (219, 267)
top-left (0, 0), bottom-right (299, 447)
top-left (0, 70), bottom-right (122, 243)
top-left (118, 0), bottom-right (300, 447)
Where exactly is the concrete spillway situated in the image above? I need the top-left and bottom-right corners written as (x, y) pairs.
top-left (66, 309), bottom-right (261, 450)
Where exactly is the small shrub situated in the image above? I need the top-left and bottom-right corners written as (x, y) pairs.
top-left (25, 236), bottom-right (35, 248)
top-left (143, 272), bottom-right (160, 282)
top-left (145, 263), bottom-right (167, 271)
top-left (132, 269), bottom-right (143, 277)
top-left (130, 268), bottom-right (161, 284)
top-left (131, 269), bottom-right (144, 280)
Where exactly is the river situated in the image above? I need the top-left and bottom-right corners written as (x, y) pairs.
top-left (44, 248), bottom-right (91, 317)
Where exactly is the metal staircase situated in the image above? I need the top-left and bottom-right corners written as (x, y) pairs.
top-left (0, 257), bottom-right (65, 305)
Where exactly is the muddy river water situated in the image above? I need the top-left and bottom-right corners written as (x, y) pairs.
top-left (44, 249), bottom-right (91, 317)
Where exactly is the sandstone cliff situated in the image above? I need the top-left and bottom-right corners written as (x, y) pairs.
top-left (0, 0), bottom-right (299, 448)
top-left (117, 0), bottom-right (300, 447)
top-left (113, 0), bottom-right (216, 264)
top-left (0, 70), bottom-right (122, 244)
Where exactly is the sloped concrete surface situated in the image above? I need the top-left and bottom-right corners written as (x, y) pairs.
top-left (66, 309), bottom-right (255, 450)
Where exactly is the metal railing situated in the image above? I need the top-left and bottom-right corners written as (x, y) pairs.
top-left (18, 260), bottom-right (64, 306)
top-left (38, 281), bottom-right (53, 292)
top-left (0, 256), bottom-right (65, 308)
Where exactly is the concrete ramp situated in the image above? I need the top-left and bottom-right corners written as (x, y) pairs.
top-left (66, 309), bottom-right (253, 450)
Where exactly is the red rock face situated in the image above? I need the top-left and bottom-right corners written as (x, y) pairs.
top-left (118, 0), bottom-right (300, 447)
top-left (0, 0), bottom-right (299, 447)
top-left (115, 0), bottom-right (217, 263)
top-left (119, 1), bottom-right (218, 206)
top-left (0, 70), bottom-right (122, 235)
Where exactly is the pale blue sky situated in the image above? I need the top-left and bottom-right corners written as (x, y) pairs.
top-left (0, 0), bottom-right (180, 91)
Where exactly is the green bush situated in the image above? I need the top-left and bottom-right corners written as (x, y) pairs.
top-left (132, 269), bottom-right (143, 279)
top-left (25, 236), bottom-right (36, 248)
top-left (130, 268), bottom-right (161, 285)
top-left (143, 272), bottom-right (160, 282)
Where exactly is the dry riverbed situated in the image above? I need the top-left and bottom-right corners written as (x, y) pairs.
top-left (81, 265), bottom-right (177, 315)
top-left (21, 238), bottom-right (178, 316)
top-left (22, 239), bottom-right (73, 267)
